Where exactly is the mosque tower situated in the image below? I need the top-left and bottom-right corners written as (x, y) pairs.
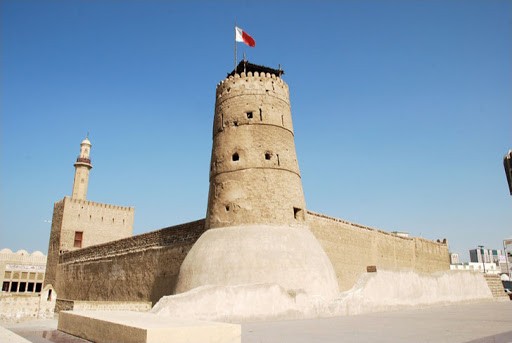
top-left (176, 62), bottom-right (339, 300)
top-left (71, 137), bottom-right (92, 200)
top-left (205, 61), bottom-right (306, 229)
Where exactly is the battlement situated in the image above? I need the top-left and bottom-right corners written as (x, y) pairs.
top-left (216, 71), bottom-right (289, 105)
top-left (63, 196), bottom-right (134, 212)
top-left (306, 210), bottom-right (448, 246)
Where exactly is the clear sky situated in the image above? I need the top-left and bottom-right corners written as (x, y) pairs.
top-left (1, 0), bottom-right (510, 262)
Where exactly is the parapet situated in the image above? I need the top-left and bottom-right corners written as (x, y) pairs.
top-left (216, 61), bottom-right (289, 104)
top-left (63, 196), bottom-right (134, 212)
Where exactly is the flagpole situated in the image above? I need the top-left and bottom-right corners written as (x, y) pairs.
top-left (234, 21), bottom-right (237, 72)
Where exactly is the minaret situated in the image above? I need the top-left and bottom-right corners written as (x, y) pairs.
top-left (71, 137), bottom-right (93, 200)
top-left (205, 61), bottom-right (306, 229)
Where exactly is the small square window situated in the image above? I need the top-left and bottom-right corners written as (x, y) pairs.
top-left (232, 153), bottom-right (239, 161)
top-left (246, 112), bottom-right (253, 119)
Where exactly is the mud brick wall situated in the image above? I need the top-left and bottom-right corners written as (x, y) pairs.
top-left (55, 219), bottom-right (206, 305)
top-left (307, 211), bottom-right (450, 291)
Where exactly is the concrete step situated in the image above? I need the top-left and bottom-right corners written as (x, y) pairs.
top-left (484, 275), bottom-right (509, 299)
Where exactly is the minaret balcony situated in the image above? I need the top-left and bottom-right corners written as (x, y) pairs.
top-left (76, 157), bottom-right (91, 164)
top-left (74, 157), bottom-right (92, 168)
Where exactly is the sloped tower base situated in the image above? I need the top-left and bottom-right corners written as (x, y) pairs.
top-left (175, 225), bottom-right (340, 302)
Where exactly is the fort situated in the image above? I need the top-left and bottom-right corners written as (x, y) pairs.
top-left (44, 61), bottom-right (475, 324)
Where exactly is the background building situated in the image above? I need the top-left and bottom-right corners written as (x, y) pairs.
top-left (1, 249), bottom-right (46, 294)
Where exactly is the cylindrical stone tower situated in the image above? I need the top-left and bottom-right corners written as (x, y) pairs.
top-left (206, 63), bottom-right (306, 229)
top-left (176, 62), bottom-right (339, 302)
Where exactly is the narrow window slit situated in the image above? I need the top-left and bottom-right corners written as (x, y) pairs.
top-left (293, 207), bottom-right (304, 221)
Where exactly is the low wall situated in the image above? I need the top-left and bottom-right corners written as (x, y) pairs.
top-left (55, 219), bottom-right (206, 305)
top-left (306, 211), bottom-right (450, 291)
top-left (55, 299), bottom-right (151, 313)
top-left (334, 270), bottom-right (492, 316)
top-left (0, 285), bottom-right (55, 321)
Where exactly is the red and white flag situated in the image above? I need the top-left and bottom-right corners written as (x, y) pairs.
top-left (235, 26), bottom-right (256, 47)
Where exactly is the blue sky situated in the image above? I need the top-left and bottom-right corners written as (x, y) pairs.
top-left (1, 0), bottom-right (510, 262)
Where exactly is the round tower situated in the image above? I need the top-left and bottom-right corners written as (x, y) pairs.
top-left (71, 137), bottom-right (92, 200)
top-left (206, 63), bottom-right (306, 229)
top-left (176, 62), bottom-right (339, 303)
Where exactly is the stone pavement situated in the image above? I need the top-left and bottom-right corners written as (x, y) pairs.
top-left (1, 300), bottom-right (510, 342)
top-left (243, 300), bottom-right (512, 343)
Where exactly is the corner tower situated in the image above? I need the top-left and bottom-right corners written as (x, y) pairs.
top-left (206, 61), bottom-right (306, 229)
top-left (71, 137), bottom-right (92, 200)
top-left (176, 62), bottom-right (339, 300)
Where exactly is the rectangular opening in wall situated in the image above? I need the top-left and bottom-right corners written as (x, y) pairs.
top-left (74, 231), bottom-right (83, 248)
top-left (10, 282), bottom-right (18, 292)
top-left (2, 282), bottom-right (9, 292)
top-left (293, 207), bottom-right (304, 221)
top-left (27, 282), bottom-right (34, 292)
top-left (35, 283), bottom-right (42, 293)
top-left (19, 282), bottom-right (26, 292)
top-left (246, 111), bottom-right (253, 119)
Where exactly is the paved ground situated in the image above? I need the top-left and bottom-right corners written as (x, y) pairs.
top-left (243, 300), bottom-right (512, 343)
top-left (1, 300), bottom-right (511, 342)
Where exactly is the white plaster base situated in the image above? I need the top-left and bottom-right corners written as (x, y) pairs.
top-left (152, 270), bottom-right (493, 322)
top-left (175, 225), bottom-right (340, 300)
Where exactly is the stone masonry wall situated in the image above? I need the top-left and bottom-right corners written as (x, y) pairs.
top-left (206, 72), bottom-right (306, 229)
top-left (59, 196), bottom-right (134, 252)
top-left (44, 200), bottom-right (65, 288)
top-left (55, 219), bottom-right (206, 304)
top-left (306, 211), bottom-right (450, 291)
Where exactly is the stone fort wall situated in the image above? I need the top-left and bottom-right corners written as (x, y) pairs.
top-left (53, 213), bottom-right (448, 303)
top-left (45, 197), bottom-right (134, 288)
top-left (306, 211), bottom-right (450, 291)
top-left (55, 219), bottom-right (206, 305)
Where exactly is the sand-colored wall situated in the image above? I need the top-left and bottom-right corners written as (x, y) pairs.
top-left (306, 211), bottom-right (450, 291)
top-left (206, 72), bottom-right (306, 229)
top-left (55, 220), bottom-right (206, 305)
top-left (51, 211), bottom-right (449, 304)
top-left (44, 196), bottom-right (134, 289)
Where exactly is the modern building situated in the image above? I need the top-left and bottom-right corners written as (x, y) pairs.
top-left (504, 150), bottom-right (512, 195)
top-left (450, 253), bottom-right (459, 264)
top-left (1, 249), bottom-right (47, 294)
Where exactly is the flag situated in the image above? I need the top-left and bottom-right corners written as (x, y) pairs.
top-left (235, 26), bottom-right (256, 47)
